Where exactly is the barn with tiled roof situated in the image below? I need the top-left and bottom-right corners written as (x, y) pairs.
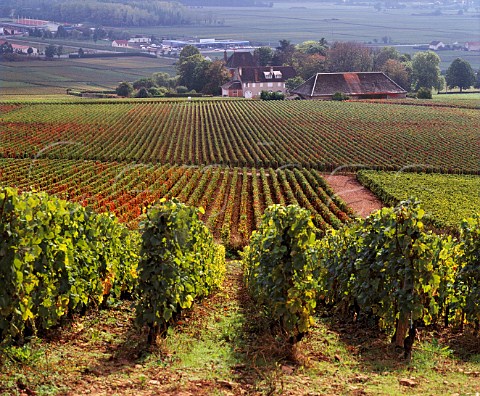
top-left (291, 72), bottom-right (407, 100)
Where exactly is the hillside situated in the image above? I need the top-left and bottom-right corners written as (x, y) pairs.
top-left (2, 100), bottom-right (479, 173)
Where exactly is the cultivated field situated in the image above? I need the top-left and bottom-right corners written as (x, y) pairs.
top-left (136, 2), bottom-right (480, 45)
top-left (1, 100), bottom-right (479, 173)
top-left (358, 170), bottom-right (480, 229)
top-left (0, 57), bottom-right (176, 96)
top-left (1, 95), bottom-right (480, 396)
top-left (0, 158), bottom-right (353, 248)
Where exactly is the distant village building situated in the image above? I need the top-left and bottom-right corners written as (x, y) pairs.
top-left (290, 72), bottom-right (407, 100)
top-left (221, 50), bottom-right (296, 98)
top-left (0, 39), bottom-right (38, 55)
top-left (12, 43), bottom-right (38, 55)
top-left (112, 40), bottom-right (129, 48)
top-left (0, 18), bottom-right (67, 35)
top-left (464, 41), bottom-right (480, 51)
top-left (162, 38), bottom-right (250, 49)
top-left (128, 36), bottom-right (151, 44)
top-left (429, 41), bottom-right (445, 51)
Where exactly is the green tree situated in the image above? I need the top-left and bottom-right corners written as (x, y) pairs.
top-left (285, 76), bottom-right (305, 92)
top-left (56, 45), bottom-right (63, 58)
top-left (27, 47), bottom-right (34, 56)
top-left (253, 46), bottom-right (274, 66)
top-left (296, 40), bottom-right (328, 56)
top-left (136, 87), bottom-right (151, 98)
top-left (179, 45), bottom-right (200, 62)
top-left (382, 58), bottom-right (411, 91)
top-left (411, 51), bottom-right (442, 91)
top-left (133, 77), bottom-right (155, 90)
top-left (202, 60), bottom-right (229, 95)
top-left (55, 25), bottom-right (68, 39)
top-left (373, 46), bottom-right (400, 70)
top-left (177, 53), bottom-right (209, 92)
top-left (78, 48), bottom-right (84, 57)
top-left (416, 87), bottom-right (432, 99)
top-left (116, 81), bottom-right (133, 97)
top-left (445, 58), bottom-right (476, 92)
top-left (326, 41), bottom-right (373, 72)
top-left (272, 39), bottom-right (295, 66)
top-left (475, 69), bottom-right (480, 89)
top-left (152, 72), bottom-right (176, 88)
top-left (293, 53), bottom-right (326, 79)
top-left (45, 44), bottom-right (57, 59)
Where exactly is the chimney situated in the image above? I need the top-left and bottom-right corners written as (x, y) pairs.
top-left (224, 50), bottom-right (227, 63)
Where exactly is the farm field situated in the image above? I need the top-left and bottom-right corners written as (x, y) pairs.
top-left (432, 93), bottom-right (480, 108)
top-left (135, 2), bottom-right (480, 45)
top-left (1, 100), bottom-right (479, 173)
top-left (0, 57), bottom-right (176, 96)
top-left (357, 170), bottom-right (480, 230)
top-left (1, 94), bottom-right (480, 395)
top-left (0, 158), bottom-right (353, 248)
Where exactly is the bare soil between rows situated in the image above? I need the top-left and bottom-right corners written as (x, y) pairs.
top-left (323, 174), bottom-right (383, 218)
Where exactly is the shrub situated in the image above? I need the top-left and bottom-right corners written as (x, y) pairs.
top-left (176, 85), bottom-right (189, 94)
top-left (115, 81), bottom-right (133, 97)
top-left (136, 199), bottom-right (225, 343)
top-left (260, 90), bottom-right (285, 100)
top-left (0, 187), bottom-right (139, 345)
top-left (416, 87), bottom-right (432, 99)
top-left (316, 199), bottom-right (457, 360)
top-left (332, 92), bottom-right (349, 101)
top-left (455, 215), bottom-right (480, 328)
top-left (243, 205), bottom-right (318, 341)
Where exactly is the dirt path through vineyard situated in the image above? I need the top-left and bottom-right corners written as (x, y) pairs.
top-left (324, 174), bottom-right (383, 217)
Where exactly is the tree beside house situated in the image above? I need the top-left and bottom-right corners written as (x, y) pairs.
top-left (221, 50), bottom-right (296, 98)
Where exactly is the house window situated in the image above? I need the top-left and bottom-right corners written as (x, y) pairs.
top-left (267, 82), bottom-right (273, 88)
top-left (260, 83), bottom-right (264, 87)
top-left (278, 83), bottom-right (282, 87)
top-left (252, 83), bottom-right (256, 88)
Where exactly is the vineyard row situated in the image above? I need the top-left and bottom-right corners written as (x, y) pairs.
top-left (1, 100), bottom-right (479, 173)
top-left (0, 159), bottom-right (354, 248)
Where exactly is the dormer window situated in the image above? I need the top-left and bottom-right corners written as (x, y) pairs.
top-left (263, 70), bottom-right (282, 79)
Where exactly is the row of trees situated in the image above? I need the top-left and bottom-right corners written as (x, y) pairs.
top-left (116, 40), bottom-right (479, 98)
top-left (1, 0), bottom-right (190, 27)
top-left (259, 39), bottom-right (479, 93)
top-left (117, 45), bottom-right (229, 97)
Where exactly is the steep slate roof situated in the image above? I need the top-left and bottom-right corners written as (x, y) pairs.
top-left (225, 51), bottom-right (257, 68)
top-left (291, 72), bottom-right (406, 97)
top-left (221, 80), bottom-right (242, 90)
top-left (239, 66), bottom-right (296, 83)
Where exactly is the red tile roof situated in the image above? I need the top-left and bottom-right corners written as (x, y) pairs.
top-left (291, 72), bottom-right (406, 97)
